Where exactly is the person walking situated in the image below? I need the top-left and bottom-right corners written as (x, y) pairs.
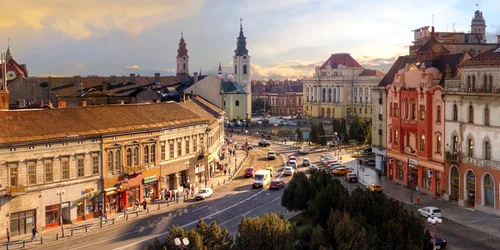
top-left (224, 169), bottom-right (227, 176)
top-left (104, 210), bottom-right (109, 224)
top-left (175, 191), bottom-right (180, 202)
top-left (6, 229), bottom-right (10, 243)
top-left (228, 168), bottom-right (231, 176)
top-left (191, 184), bottom-right (195, 196)
top-left (142, 199), bottom-right (147, 211)
top-left (30, 225), bottom-right (38, 242)
top-left (378, 171), bottom-right (382, 180)
top-left (160, 189), bottom-right (165, 200)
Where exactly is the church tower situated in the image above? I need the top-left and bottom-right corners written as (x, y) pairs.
top-left (233, 18), bottom-right (252, 118)
top-left (471, 10), bottom-right (486, 43)
top-left (0, 53), bottom-right (10, 109)
top-left (176, 32), bottom-right (189, 76)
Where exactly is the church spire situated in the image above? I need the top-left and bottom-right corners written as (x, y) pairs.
top-left (177, 31), bottom-right (188, 57)
top-left (235, 18), bottom-right (249, 56)
top-left (176, 31), bottom-right (189, 76)
top-left (6, 39), bottom-right (12, 61)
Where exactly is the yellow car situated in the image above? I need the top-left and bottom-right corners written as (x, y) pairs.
top-left (332, 167), bottom-right (351, 176)
top-left (367, 184), bottom-right (383, 192)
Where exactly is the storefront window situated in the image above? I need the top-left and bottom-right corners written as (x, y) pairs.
top-left (45, 204), bottom-right (60, 227)
top-left (10, 210), bottom-right (35, 236)
top-left (127, 186), bottom-right (140, 206)
top-left (422, 167), bottom-right (431, 190)
top-left (396, 160), bottom-right (404, 180)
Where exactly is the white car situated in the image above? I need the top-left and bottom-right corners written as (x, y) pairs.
top-left (288, 160), bottom-right (298, 169)
top-left (417, 206), bottom-right (443, 218)
top-left (302, 158), bottom-right (311, 166)
top-left (195, 188), bottom-right (213, 200)
top-left (289, 155), bottom-right (297, 161)
top-left (284, 166), bottom-right (294, 176)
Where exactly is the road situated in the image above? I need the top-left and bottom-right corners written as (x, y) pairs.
top-left (28, 135), bottom-right (500, 250)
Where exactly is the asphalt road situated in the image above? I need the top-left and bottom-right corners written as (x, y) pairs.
top-left (27, 135), bottom-right (500, 250)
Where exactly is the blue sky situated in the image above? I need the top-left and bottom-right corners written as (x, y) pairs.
top-left (1, 0), bottom-right (498, 80)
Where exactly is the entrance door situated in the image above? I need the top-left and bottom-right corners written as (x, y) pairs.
top-left (450, 166), bottom-right (459, 202)
top-left (466, 170), bottom-right (476, 208)
top-left (408, 167), bottom-right (418, 189)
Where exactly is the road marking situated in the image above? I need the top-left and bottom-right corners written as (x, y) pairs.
top-left (190, 205), bottom-right (208, 213)
top-left (271, 196), bottom-right (281, 203)
top-left (108, 189), bottom-right (266, 250)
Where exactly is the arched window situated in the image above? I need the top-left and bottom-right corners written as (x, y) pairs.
top-left (468, 138), bottom-right (474, 157)
top-left (484, 174), bottom-right (494, 207)
top-left (235, 100), bottom-right (240, 106)
top-left (328, 88), bottom-right (332, 103)
top-left (485, 141), bottom-right (491, 160)
top-left (133, 147), bottom-right (139, 166)
top-left (469, 105), bottom-right (474, 123)
top-left (485, 107), bottom-right (489, 126)
top-left (420, 135), bottom-right (426, 151)
top-left (467, 75), bottom-right (471, 90)
top-left (115, 149), bottom-right (121, 170)
top-left (489, 75), bottom-right (494, 91)
top-left (452, 135), bottom-right (458, 153)
top-left (151, 144), bottom-right (156, 163)
top-left (126, 148), bottom-right (132, 167)
top-left (243, 65), bottom-right (247, 74)
top-left (107, 151), bottom-right (114, 172)
top-left (322, 88), bottom-right (326, 102)
top-left (234, 65), bottom-right (237, 74)
top-left (436, 134), bottom-right (442, 154)
top-left (453, 104), bottom-right (458, 121)
top-left (333, 88), bottom-right (337, 102)
top-left (144, 145), bottom-right (149, 164)
top-left (483, 75), bottom-right (488, 90)
top-left (472, 75), bottom-right (476, 90)
top-left (183, 62), bottom-right (186, 70)
top-left (394, 130), bottom-right (399, 145)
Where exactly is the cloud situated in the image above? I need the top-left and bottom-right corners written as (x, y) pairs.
top-left (356, 54), bottom-right (407, 71)
top-left (0, 1), bottom-right (204, 40)
top-left (76, 63), bottom-right (86, 71)
top-left (153, 68), bottom-right (175, 72)
top-left (125, 65), bottom-right (141, 69)
top-left (251, 60), bottom-right (320, 80)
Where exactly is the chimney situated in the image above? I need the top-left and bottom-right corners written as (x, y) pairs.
top-left (497, 35), bottom-right (500, 44)
top-left (79, 100), bottom-right (87, 107)
top-left (55, 100), bottom-right (66, 108)
top-left (111, 75), bottom-right (116, 84)
top-left (73, 75), bottom-right (82, 86)
top-left (154, 73), bottom-right (160, 84)
top-left (193, 72), bottom-right (199, 83)
top-left (129, 73), bottom-right (136, 84)
top-left (117, 100), bottom-right (125, 105)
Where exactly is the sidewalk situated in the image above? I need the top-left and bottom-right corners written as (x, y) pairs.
top-left (5, 139), bottom-right (251, 249)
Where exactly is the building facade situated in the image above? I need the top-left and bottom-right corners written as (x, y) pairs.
top-left (371, 85), bottom-right (388, 173)
top-left (443, 45), bottom-right (500, 216)
top-left (303, 53), bottom-right (383, 120)
top-left (252, 80), bottom-right (303, 116)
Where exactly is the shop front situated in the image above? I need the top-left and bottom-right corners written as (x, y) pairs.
top-left (45, 204), bottom-right (60, 228)
top-left (143, 175), bottom-right (158, 202)
top-left (76, 188), bottom-right (101, 221)
top-left (103, 174), bottom-right (143, 212)
top-left (407, 158), bottom-right (419, 190)
top-left (104, 187), bottom-right (121, 214)
top-left (10, 209), bottom-right (36, 236)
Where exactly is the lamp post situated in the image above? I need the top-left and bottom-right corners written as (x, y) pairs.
top-left (174, 237), bottom-right (190, 250)
top-left (427, 217), bottom-right (442, 250)
top-left (56, 189), bottom-right (65, 237)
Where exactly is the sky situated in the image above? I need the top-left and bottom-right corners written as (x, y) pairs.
top-left (1, 0), bottom-right (499, 80)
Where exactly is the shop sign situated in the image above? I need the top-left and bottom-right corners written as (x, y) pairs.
top-left (195, 164), bottom-right (206, 174)
top-left (144, 176), bottom-right (157, 184)
top-left (408, 158), bottom-right (418, 165)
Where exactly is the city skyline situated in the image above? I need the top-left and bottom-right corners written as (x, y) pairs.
top-left (1, 0), bottom-right (499, 80)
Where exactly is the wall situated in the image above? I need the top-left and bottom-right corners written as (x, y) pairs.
top-left (185, 75), bottom-right (223, 109)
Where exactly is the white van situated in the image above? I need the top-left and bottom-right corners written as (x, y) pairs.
top-left (253, 170), bottom-right (271, 188)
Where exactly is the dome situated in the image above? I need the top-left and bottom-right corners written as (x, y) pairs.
top-left (425, 67), bottom-right (440, 79)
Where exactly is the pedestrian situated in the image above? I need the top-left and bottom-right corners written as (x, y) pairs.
top-left (160, 189), bottom-right (165, 200)
top-left (204, 179), bottom-right (208, 187)
top-left (224, 169), bottom-right (227, 175)
top-left (166, 190), bottom-right (171, 201)
top-left (378, 171), bottom-right (382, 180)
top-left (30, 225), bottom-right (38, 242)
top-left (142, 199), bottom-right (147, 211)
top-left (228, 168), bottom-right (231, 176)
top-left (191, 184), bottom-right (195, 195)
top-left (176, 191), bottom-right (180, 201)
top-left (6, 229), bottom-right (10, 243)
top-left (104, 210), bottom-right (109, 224)
top-left (134, 199), bottom-right (140, 210)
top-left (284, 138), bottom-right (287, 145)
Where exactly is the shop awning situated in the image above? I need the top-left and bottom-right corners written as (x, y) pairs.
top-left (103, 187), bottom-right (117, 192)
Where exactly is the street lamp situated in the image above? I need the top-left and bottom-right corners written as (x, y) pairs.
top-left (174, 237), bottom-right (190, 249)
top-left (56, 189), bottom-right (65, 237)
top-left (427, 217), bottom-right (442, 250)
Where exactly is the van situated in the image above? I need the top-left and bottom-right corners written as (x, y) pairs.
top-left (299, 145), bottom-right (310, 154)
top-left (253, 170), bottom-right (271, 188)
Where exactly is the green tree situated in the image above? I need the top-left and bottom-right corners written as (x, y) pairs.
top-left (307, 182), bottom-right (349, 227)
top-left (252, 98), bottom-right (266, 113)
top-left (296, 127), bottom-right (304, 145)
top-left (233, 213), bottom-right (295, 250)
top-left (310, 122), bottom-right (318, 145)
top-left (309, 225), bottom-right (327, 250)
top-left (348, 116), bottom-right (367, 143)
top-left (282, 172), bottom-right (315, 211)
top-left (364, 122), bottom-right (372, 145)
top-left (332, 213), bottom-right (369, 250)
top-left (317, 123), bottom-right (327, 146)
top-left (339, 118), bottom-right (348, 143)
top-left (193, 220), bottom-right (232, 250)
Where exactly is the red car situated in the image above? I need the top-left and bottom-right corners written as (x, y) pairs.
top-left (245, 167), bottom-right (255, 178)
top-left (269, 179), bottom-right (285, 190)
top-left (345, 173), bottom-right (358, 182)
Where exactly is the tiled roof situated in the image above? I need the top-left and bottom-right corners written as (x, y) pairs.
top-left (182, 98), bottom-right (222, 129)
top-left (378, 56), bottom-right (413, 87)
top-left (460, 46), bottom-right (500, 66)
top-left (320, 53), bottom-right (363, 69)
top-left (192, 96), bottom-right (224, 117)
top-left (34, 75), bottom-right (181, 98)
top-left (0, 102), bottom-right (207, 144)
top-left (221, 81), bottom-right (246, 94)
top-left (359, 69), bottom-right (385, 77)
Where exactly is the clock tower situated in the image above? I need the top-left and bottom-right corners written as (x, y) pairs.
top-left (176, 32), bottom-right (189, 76)
top-left (233, 19), bottom-right (252, 118)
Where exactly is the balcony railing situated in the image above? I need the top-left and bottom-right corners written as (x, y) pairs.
top-left (445, 151), bottom-right (460, 163)
top-left (123, 165), bottom-right (147, 175)
top-left (8, 185), bottom-right (26, 195)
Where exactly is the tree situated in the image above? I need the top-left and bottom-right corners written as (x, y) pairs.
top-left (252, 98), bottom-right (266, 113)
top-left (331, 212), bottom-right (368, 250)
top-left (310, 122), bottom-right (318, 145)
top-left (233, 213), bottom-right (295, 250)
top-left (296, 127), bottom-right (304, 145)
top-left (348, 116), bottom-right (367, 143)
top-left (339, 118), bottom-right (348, 143)
top-left (317, 123), bottom-right (327, 146)
top-left (364, 122), bottom-right (372, 145)
top-left (307, 182), bottom-right (349, 227)
top-left (282, 172), bottom-right (315, 211)
top-left (309, 225), bottom-right (327, 250)
top-left (194, 220), bottom-right (232, 250)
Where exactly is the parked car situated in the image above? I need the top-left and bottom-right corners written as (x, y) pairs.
top-left (288, 160), bottom-right (298, 169)
top-left (284, 166), bottom-right (295, 176)
top-left (267, 151), bottom-right (277, 160)
top-left (246, 145), bottom-right (254, 150)
top-left (195, 188), bottom-right (213, 200)
top-left (427, 237), bottom-right (447, 249)
top-left (245, 167), bottom-right (256, 178)
top-left (345, 173), bottom-right (358, 182)
top-left (309, 164), bottom-right (318, 172)
top-left (289, 155), bottom-right (297, 161)
top-left (327, 163), bottom-right (342, 170)
top-left (332, 167), bottom-right (351, 176)
top-left (302, 158), bottom-right (311, 166)
top-left (259, 140), bottom-right (271, 147)
top-left (417, 206), bottom-right (443, 218)
top-left (366, 184), bottom-right (383, 192)
top-left (299, 145), bottom-right (310, 154)
top-left (269, 179), bottom-right (285, 190)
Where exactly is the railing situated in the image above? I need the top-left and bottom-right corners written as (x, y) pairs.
top-left (445, 151), bottom-right (459, 163)
top-left (122, 165), bottom-right (147, 175)
top-left (7, 185), bottom-right (26, 195)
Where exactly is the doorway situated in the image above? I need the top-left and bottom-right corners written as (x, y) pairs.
top-left (450, 166), bottom-right (459, 202)
top-left (466, 170), bottom-right (476, 208)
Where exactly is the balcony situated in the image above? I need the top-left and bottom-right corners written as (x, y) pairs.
top-left (445, 151), bottom-right (460, 164)
top-left (122, 165), bottom-right (147, 175)
top-left (7, 185), bottom-right (26, 196)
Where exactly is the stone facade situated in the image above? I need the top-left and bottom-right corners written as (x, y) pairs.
top-left (371, 86), bottom-right (388, 172)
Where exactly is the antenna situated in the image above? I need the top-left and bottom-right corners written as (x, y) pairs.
top-left (432, 15), bottom-right (434, 27)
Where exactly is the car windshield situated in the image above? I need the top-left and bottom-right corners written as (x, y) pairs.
top-left (199, 189), bottom-right (209, 193)
top-left (271, 181), bottom-right (279, 185)
top-left (285, 167), bottom-right (292, 170)
top-left (246, 168), bottom-right (254, 172)
top-left (254, 175), bottom-right (264, 180)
